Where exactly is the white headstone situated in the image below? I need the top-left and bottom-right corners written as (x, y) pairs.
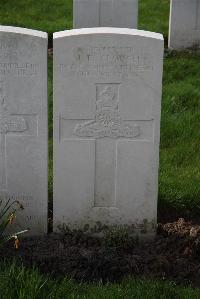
top-left (0, 26), bottom-right (48, 235)
top-left (169, 0), bottom-right (200, 49)
top-left (73, 0), bottom-right (138, 29)
top-left (54, 28), bottom-right (163, 237)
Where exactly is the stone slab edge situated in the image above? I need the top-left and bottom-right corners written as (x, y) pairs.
top-left (53, 28), bottom-right (163, 41)
top-left (0, 26), bottom-right (47, 39)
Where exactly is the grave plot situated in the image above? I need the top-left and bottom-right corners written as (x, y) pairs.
top-left (53, 28), bottom-right (164, 238)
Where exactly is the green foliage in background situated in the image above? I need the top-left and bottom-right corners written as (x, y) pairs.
top-left (159, 52), bottom-right (200, 216)
top-left (0, 0), bottom-right (170, 40)
top-left (0, 262), bottom-right (200, 299)
top-left (0, 0), bottom-right (73, 42)
top-left (0, 0), bottom-right (199, 296)
top-left (139, 0), bottom-right (170, 40)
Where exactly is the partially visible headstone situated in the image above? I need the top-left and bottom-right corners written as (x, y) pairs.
top-left (0, 26), bottom-right (48, 235)
top-left (73, 0), bottom-right (138, 29)
top-left (53, 28), bottom-right (164, 238)
top-left (169, 0), bottom-right (200, 49)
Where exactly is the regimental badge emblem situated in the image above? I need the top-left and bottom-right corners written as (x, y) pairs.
top-left (74, 84), bottom-right (140, 139)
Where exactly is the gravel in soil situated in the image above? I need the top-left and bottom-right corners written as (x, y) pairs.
top-left (1, 218), bottom-right (200, 287)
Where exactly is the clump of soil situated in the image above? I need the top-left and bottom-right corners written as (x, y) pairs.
top-left (1, 218), bottom-right (200, 287)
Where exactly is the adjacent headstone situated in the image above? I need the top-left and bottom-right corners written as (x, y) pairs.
top-left (0, 26), bottom-right (48, 235)
top-left (73, 0), bottom-right (138, 29)
top-left (169, 0), bottom-right (200, 49)
top-left (54, 28), bottom-right (164, 237)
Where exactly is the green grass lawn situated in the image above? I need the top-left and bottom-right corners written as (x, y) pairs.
top-left (0, 0), bottom-right (170, 38)
top-left (139, 0), bottom-right (170, 40)
top-left (0, 0), bottom-right (200, 297)
top-left (159, 52), bottom-right (200, 216)
top-left (0, 0), bottom-right (73, 41)
top-left (0, 262), bottom-right (200, 299)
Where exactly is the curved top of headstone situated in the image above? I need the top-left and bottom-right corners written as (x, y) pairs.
top-left (0, 26), bottom-right (47, 39)
top-left (54, 27), bottom-right (163, 41)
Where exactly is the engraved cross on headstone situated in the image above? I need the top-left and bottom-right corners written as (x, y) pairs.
top-left (0, 82), bottom-right (28, 191)
top-left (61, 83), bottom-right (141, 208)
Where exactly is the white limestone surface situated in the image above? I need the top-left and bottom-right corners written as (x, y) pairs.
top-left (169, 0), bottom-right (200, 49)
top-left (0, 26), bottom-right (48, 235)
top-left (54, 28), bottom-right (164, 237)
top-left (73, 0), bottom-right (138, 29)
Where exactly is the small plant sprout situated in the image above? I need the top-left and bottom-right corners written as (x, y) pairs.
top-left (0, 198), bottom-right (29, 248)
top-left (11, 230), bottom-right (29, 250)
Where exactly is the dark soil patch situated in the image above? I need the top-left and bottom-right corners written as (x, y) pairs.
top-left (1, 218), bottom-right (200, 287)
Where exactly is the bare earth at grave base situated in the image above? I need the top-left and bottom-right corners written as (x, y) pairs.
top-left (1, 218), bottom-right (200, 287)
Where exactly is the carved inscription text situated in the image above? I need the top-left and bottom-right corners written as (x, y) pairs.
top-left (60, 46), bottom-right (153, 80)
top-left (0, 37), bottom-right (18, 60)
top-left (0, 63), bottom-right (38, 77)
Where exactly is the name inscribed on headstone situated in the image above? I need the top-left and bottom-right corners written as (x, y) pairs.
top-left (60, 46), bottom-right (153, 80)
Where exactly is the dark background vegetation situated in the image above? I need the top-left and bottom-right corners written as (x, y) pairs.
top-left (0, 0), bottom-right (200, 297)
